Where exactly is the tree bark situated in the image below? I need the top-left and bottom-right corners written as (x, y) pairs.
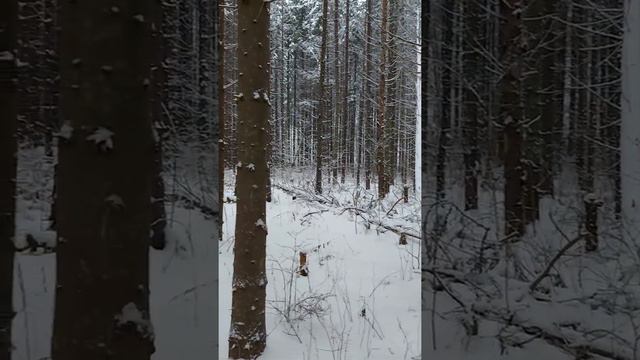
top-left (0, 1), bottom-right (18, 357)
top-left (316, 0), bottom-right (329, 194)
top-left (341, 0), bottom-right (350, 184)
top-left (377, 0), bottom-right (389, 198)
top-left (363, 0), bottom-right (372, 190)
top-left (52, 1), bottom-right (156, 358)
top-left (228, 0), bottom-right (270, 357)
top-left (150, 0), bottom-right (166, 251)
top-left (462, 0), bottom-right (479, 211)
top-left (500, 0), bottom-right (525, 241)
top-left (620, 0), bottom-right (640, 251)
top-left (218, 1), bottom-right (225, 239)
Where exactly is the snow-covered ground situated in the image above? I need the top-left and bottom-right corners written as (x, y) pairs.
top-left (12, 147), bottom-right (219, 360)
top-left (422, 164), bottom-right (640, 360)
top-left (11, 148), bottom-right (420, 360)
top-left (219, 168), bottom-right (421, 359)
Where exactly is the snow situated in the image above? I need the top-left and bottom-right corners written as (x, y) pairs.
top-left (422, 167), bottom-right (640, 359)
top-left (11, 147), bottom-right (218, 359)
top-left (255, 218), bottom-right (267, 231)
top-left (115, 302), bottom-right (154, 338)
top-left (55, 122), bottom-right (73, 140)
top-left (105, 194), bottom-right (125, 208)
top-left (86, 127), bottom-right (114, 151)
top-left (219, 168), bottom-right (421, 359)
top-left (0, 51), bottom-right (15, 61)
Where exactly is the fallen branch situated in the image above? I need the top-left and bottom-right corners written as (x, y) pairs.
top-left (472, 303), bottom-right (632, 360)
top-left (385, 196), bottom-right (405, 217)
top-left (276, 182), bottom-right (420, 240)
top-left (425, 266), bottom-right (633, 360)
top-left (364, 217), bottom-right (420, 240)
top-left (170, 193), bottom-right (219, 218)
top-left (528, 235), bottom-right (583, 293)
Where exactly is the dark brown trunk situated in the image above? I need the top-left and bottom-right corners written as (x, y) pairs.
top-left (341, 0), bottom-right (350, 184)
top-left (228, 0), bottom-right (270, 356)
top-left (0, 1), bottom-right (18, 357)
top-left (150, 0), bottom-right (166, 251)
top-left (363, 0), bottom-right (372, 191)
top-left (462, 0), bottom-right (479, 211)
top-left (501, 0), bottom-right (525, 241)
top-left (218, 2), bottom-right (225, 239)
top-left (316, 0), bottom-right (329, 194)
top-left (377, 0), bottom-right (389, 198)
top-left (52, 1), bottom-right (156, 358)
top-left (584, 195), bottom-right (602, 252)
top-left (332, 0), bottom-right (339, 184)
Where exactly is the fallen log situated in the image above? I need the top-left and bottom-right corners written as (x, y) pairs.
top-left (275, 183), bottom-right (421, 240)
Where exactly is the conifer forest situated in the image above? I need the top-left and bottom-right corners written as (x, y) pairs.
top-left (2, 0), bottom-right (640, 359)
top-left (219, 0), bottom-right (421, 358)
top-left (422, 0), bottom-right (640, 359)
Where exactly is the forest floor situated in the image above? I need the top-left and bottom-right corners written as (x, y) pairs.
top-left (12, 146), bottom-right (219, 360)
top-left (219, 168), bottom-right (421, 360)
top-left (422, 166), bottom-right (640, 360)
top-left (11, 147), bottom-right (421, 360)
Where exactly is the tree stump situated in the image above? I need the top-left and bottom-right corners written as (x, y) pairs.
top-left (399, 233), bottom-right (407, 245)
top-left (298, 251), bottom-right (308, 276)
top-left (403, 186), bottom-right (409, 203)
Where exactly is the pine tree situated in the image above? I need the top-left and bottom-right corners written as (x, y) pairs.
top-left (316, 0), bottom-right (329, 194)
top-left (620, 0), bottom-right (640, 251)
top-left (52, 2), bottom-right (156, 358)
top-left (228, 0), bottom-right (270, 356)
top-left (500, 0), bottom-right (525, 242)
top-left (377, 0), bottom-right (389, 198)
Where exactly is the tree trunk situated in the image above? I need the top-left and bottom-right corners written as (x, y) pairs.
top-left (620, 0), bottom-right (640, 251)
top-left (377, 0), bottom-right (389, 198)
top-left (228, 0), bottom-right (270, 356)
top-left (363, 0), bottom-right (372, 190)
top-left (0, 1), bottom-right (18, 357)
top-left (218, 1), bottom-right (225, 238)
top-left (538, 0), bottom-right (555, 197)
top-left (500, 0), bottom-right (525, 241)
top-left (52, 1), bottom-right (156, 358)
top-left (150, 0), bottom-right (166, 251)
top-left (462, 0), bottom-right (479, 211)
top-left (332, 0), bottom-right (340, 184)
top-left (341, 0), bottom-right (350, 184)
top-left (316, 0), bottom-right (329, 194)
